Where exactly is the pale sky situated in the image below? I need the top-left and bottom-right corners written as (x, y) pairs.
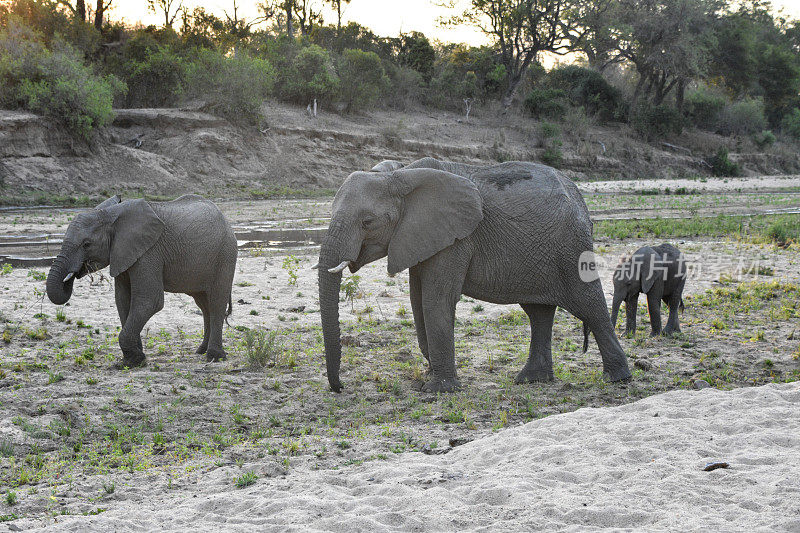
top-left (114, 0), bottom-right (800, 46)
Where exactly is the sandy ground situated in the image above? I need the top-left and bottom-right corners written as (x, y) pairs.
top-left (581, 175), bottom-right (800, 193)
top-left (17, 382), bottom-right (800, 532)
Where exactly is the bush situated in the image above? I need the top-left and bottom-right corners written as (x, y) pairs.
top-left (684, 88), bottom-right (726, 130)
top-left (709, 147), bottom-right (741, 177)
top-left (631, 104), bottom-right (683, 140)
top-left (523, 88), bottom-right (569, 119)
top-left (780, 108), bottom-right (800, 139)
top-left (541, 147), bottom-right (564, 168)
top-left (277, 44), bottom-right (339, 106)
top-left (186, 49), bottom-right (274, 123)
top-left (545, 65), bottom-right (625, 122)
top-left (716, 98), bottom-right (767, 136)
top-left (337, 48), bottom-right (388, 112)
top-left (752, 130), bottom-right (776, 149)
top-left (385, 65), bottom-right (423, 109)
top-left (121, 45), bottom-right (186, 107)
top-left (0, 21), bottom-right (122, 139)
top-left (427, 63), bottom-right (478, 110)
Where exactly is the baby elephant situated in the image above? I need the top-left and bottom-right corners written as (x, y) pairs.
top-left (610, 243), bottom-right (687, 337)
top-left (46, 194), bottom-right (238, 367)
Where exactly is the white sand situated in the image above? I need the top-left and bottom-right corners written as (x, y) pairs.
top-left (23, 382), bottom-right (800, 532)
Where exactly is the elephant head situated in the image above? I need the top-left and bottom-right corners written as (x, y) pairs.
top-left (46, 196), bottom-right (165, 305)
top-left (610, 246), bottom-right (661, 327)
top-left (317, 168), bottom-right (483, 391)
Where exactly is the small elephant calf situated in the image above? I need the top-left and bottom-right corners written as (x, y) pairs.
top-left (46, 194), bottom-right (238, 367)
top-left (610, 243), bottom-right (687, 337)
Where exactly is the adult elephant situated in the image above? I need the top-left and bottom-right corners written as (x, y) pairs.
top-left (316, 157), bottom-right (631, 393)
top-left (47, 194), bottom-right (238, 367)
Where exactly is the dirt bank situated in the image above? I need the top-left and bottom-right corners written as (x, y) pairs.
top-left (3, 102), bottom-right (800, 204)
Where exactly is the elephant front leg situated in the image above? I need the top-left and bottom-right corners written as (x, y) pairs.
top-left (117, 282), bottom-right (164, 368)
top-left (625, 294), bottom-right (638, 337)
top-left (408, 268), bottom-right (430, 366)
top-left (646, 290), bottom-right (663, 336)
top-left (114, 274), bottom-right (142, 353)
top-left (515, 303), bottom-right (556, 383)
top-left (420, 296), bottom-right (461, 393)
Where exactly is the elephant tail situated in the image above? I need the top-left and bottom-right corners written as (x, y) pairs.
top-left (582, 322), bottom-right (589, 353)
top-left (225, 293), bottom-right (233, 326)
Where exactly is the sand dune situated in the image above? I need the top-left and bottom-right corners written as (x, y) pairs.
top-left (23, 382), bottom-right (800, 532)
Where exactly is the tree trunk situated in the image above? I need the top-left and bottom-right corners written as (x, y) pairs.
top-left (675, 78), bottom-right (686, 112)
top-left (94, 0), bottom-right (104, 30)
top-left (76, 0), bottom-right (86, 21)
top-left (285, 1), bottom-right (294, 38)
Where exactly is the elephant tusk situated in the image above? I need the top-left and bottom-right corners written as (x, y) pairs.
top-left (327, 261), bottom-right (350, 273)
top-left (63, 272), bottom-right (75, 283)
top-left (310, 262), bottom-right (320, 270)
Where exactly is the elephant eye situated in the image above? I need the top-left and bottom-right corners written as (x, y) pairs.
top-left (83, 241), bottom-right (90, 248)
top-left (362, 217), bottom-right (378, 230)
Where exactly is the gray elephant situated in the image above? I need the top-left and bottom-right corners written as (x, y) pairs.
top-left (316, 157), bottom-right (631, 393)
top-left (610, 243), bottom-right (687, 337)
top-left (46, 194), bottom-right (238, 367)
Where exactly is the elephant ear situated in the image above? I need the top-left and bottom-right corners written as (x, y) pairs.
top-left (95, 195), bottom-right (121, 210)
top-left (101, 199), bottom-right (165, 278)
top-left (639, 248), bottom-right (661, 294)
top-left (386, 168), bottom-right (483, 275)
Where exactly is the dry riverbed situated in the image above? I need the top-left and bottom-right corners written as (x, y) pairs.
top-left (0, 194), bottom-right (799, 525)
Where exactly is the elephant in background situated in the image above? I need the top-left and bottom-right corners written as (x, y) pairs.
top-left (610, 243), bottom-right (687, 337)
top-left (47, 194), bottom-right (238, 367)
top-left (317, 157), bottom-right (631, 393)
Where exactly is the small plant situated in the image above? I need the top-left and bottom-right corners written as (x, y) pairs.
top-left (5, 491), bottom-right (16, 506)
top-left (541, 147), bottom-right (564, 168)
top-left (27, 270), bottom-right (46, 281)
top-left (236, 281), bottom-right (254, 287)
top-left (243, 328), bottom-right (283, 369)
top-left (709, 147), bottom-right (741, 177)
top-left (249, 310), bottom-right (259, 316)
top-left (0, 264), bottom-right (12, 276)
top-left (340, 275), bottom-right (362, 311)
top-left (55, 308), bottom-right (66, 322)
top-left (396, 305), bottom-right (408, 317)
top-left (47, 371), bottom-right (64, 384)
top-left (472, 304), bottom-right (484, 313)
top-left (235, 471), bottom-right (258, 488)
top-left (102, 481), bottom-right (115, 495)
top-left (281, 255), bottom-right (301, 286)
top-left (752, 130), bottom-right (776, 149)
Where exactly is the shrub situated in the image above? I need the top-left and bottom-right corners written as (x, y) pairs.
top-left (523, 88), bottom-right (569, 119)
top-left (0, 21), bottom-right (122, 139)
top-left (427, 64), bottom-right (478, 110)
top-left (277, 44), bottom-right (339, 106)
top-left (121, 45), bottom-right (186, 107)
top-left (709, 147), bottom-right (741, 177)
top-left (385, 65), bottom-right (423, 109)
top-left (752, 130), bottom-right (776, 149)
top-left (780, 108), bottom-right (800, 139)
top-left (541, 147), bottom-right (564, 168)
top-left (545, 65), bottom-right (625, 122)
top-left (244, 328), bottom-right (282, 369)
top-left (631, 103), bottom-right (683, 140)
top-left (716, 98), bottom-right (767, 136)
top-left (337, 48), bottom-right (388, 112)
top-left (186, 49), bottom-right (274, 123)
top-left (684, 88), bottom-right (726, 130)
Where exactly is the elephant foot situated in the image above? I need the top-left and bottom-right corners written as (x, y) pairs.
top-left (421, 376), bottom-right (461, 393)
top-left (604, 365), bottom-right (632, 382)
top-left (662, 326), bottom-right (679, 337)
top-left (649, 329), bottom-right (661, 337)
top-left (514, 365), bottom-right (554, 384)
top-left (117, 350), bottom-right (147, 369)
top-left (195, 343), bottom-right (208, 355)
top-left (206, 349), bottom-right (227, 362)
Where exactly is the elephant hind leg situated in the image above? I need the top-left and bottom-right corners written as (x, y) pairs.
top-left (204, 287), bottom-right (229, 362)
top-left (566, 283), bottom-right (631, 382)
top-left (191, 292), bottom-right (211, 354)
top-left (514, 303), bottom-right (556, 383)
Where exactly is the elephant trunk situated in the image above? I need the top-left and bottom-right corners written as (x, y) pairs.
top-left (610, 292), bottom-right (623, 331)
top-left (318, 241), bottom-right (344, 392)
top-left (46, 254), bottom-right (75, 305)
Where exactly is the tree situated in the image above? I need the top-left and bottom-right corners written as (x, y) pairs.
top-left (293, 0), bottom-right (322, 35)
top-left (607, 0), bottom-right (720, 108)
top-left (325, 0), bottom-right (350, 37)
top-left (93, 0), bottom-right (111, 30)
top-left (397, 31), bottom-right (435, 81)
top-left (449, 0), bottom-right (578, 108)
top-left (147, 0), bottom-right (183, 28)
top-left (56, 0), bottom-right (87, 21)
top-left (259, 0), bottom-right (296, 38)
